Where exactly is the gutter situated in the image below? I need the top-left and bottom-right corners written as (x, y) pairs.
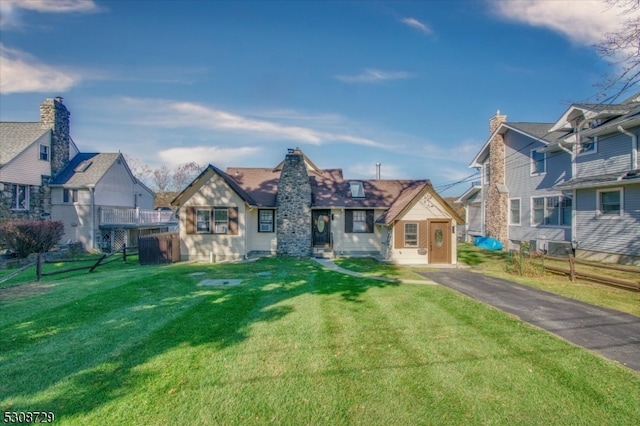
top-left (617, 125), bottom-right (638, 170)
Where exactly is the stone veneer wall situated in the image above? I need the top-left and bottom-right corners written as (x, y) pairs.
top-left (276, 151), bottom-right (312, 256)
top-left (0, 179), bottom-right (50, 222)
top-left (485, 111), bottom-right (509, 245)
top-left (40, 97), bottom-right (70, 176)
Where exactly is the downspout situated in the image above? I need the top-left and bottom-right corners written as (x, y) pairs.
top-left (617, 125), bottom-right (638, 170)
top-left (87, 185), bottom-right (96, 251)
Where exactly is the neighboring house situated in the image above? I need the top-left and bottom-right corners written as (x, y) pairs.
top-left (546, 94), bottom-right (640, 264)
top-left (49, 152), bottom-right (171, 252)
top-left (0, 97), bottom-right (78, 222)
top-left (1, 97), bottom-right (173, 253)
top-left (171, 148), bottom-right (463, 264)
top-left (458, 94), bottom-right (640, 265)
top-left (457, 112), bottom-right (573, 253)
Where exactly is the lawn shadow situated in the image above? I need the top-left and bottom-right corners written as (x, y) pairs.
top-left (1, 256), bottom-right (398, 419)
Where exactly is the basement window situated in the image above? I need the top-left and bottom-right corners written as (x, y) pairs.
top-left (350, 181), bottom-right (365, 198)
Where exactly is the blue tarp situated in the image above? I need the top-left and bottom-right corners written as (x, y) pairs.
top-left (474, 236), bottom-right (503, 251)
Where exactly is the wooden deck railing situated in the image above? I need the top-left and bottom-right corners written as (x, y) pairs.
top-left (100, 208), bottom-right (176, 226)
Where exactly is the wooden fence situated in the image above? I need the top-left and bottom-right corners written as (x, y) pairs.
top-left (138, 232), bottom-right (180, 265)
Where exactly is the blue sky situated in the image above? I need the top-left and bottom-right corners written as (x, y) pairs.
top-left (0, 0), bottom-right (632, 195)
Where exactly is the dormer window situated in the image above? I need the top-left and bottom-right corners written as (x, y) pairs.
top-left (350, 181), bottom-right (365, 198)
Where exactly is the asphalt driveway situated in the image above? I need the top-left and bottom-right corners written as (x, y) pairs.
top-left (421, 269), bottom-right (640, 372)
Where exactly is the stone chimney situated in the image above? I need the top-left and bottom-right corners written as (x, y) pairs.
top-left (276, 148), bottom-right (312, 256)
top-left (40, 97), bottom-right (70, 175)
top-left (485, 110), bottom-right (509, 245)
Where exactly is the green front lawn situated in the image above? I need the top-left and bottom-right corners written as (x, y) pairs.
top-left (1, 257), bottom-right (639, 425)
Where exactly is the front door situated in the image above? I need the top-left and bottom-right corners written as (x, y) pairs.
top-left (312, 210), bottom-right (331, 247)
top-left (429, 219), bottom-right (451, 263)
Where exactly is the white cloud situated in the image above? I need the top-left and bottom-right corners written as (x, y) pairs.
top-left (0, 44), bottom-right (80, 93)
top-left (118, 97), bottom-right (386, 148)
top-left (335, 68), bottom-right (414, 83)
top-left (491, 0), bottom-right (633, 47)
top-left (400, 17), bottom-right (433, 35)
top-left (157, 145), bottom-right (262, 168)
top-left (0, 0), bottom-right (100, 28)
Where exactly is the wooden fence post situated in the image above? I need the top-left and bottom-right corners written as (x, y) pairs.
top-left (123, 243), bottom-right (127, 263)
top-left (569, 252), bottom-right (576, 282)
top-left (36, 253), bottom-right (42, 281)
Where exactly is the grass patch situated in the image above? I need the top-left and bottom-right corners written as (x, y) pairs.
top-left (1, 257), bottom-right (639, 425)
top-left (458, 243), bottom-right (640, 317)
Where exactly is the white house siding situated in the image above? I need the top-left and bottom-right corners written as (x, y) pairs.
top-left (0, 133), bottom-right (51, 185)
top-left (575, 184), bottom-right (640, 264)
top-left (503, 131), bottom-right (572, 249)
top-left (331, 209), bottom-right (384, 256)
top-left (178, 173), bottom-right (246, 262)
top-left (245, 208), bottom-right (277, 255)
top-left (51, 188), bottom-right (93, 249)
top-left (133, 181), bottom-right (154, 209)
top-left (388, 196), bottom-right (458, 265)
top-left (576, 130), bottom-right (637, 178)
top-left (94, 162), bottom-right (137, 207)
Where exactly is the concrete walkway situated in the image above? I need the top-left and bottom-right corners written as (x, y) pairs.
top-left (422, 269), bottom-right (640, 372)
top-left (311, 258), bottom-right (437, 285)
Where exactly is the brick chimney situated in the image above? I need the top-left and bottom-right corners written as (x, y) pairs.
top-left (485, 110), bottom-right (509, 245)
top-left (276, 148), bottom-right (312, 256)
top-left (40, 97), bottom-right (70, 175)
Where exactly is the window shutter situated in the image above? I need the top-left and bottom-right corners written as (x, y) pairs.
top-left (345, 210), bottom-right (353, 233)
top-left (394, 221), bottom-right (404, 248)
top-left (186, 207), bottom-right (195, 234)
top-left (228, 207), bottom-right (239, 235)
top-left (366, 210), bottom-right (374, 233)
top-left (419, 221), bottom-right (429, 248)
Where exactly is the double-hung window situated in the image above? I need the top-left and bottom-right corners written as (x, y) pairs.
top-left (39, 144), bottom-right (49, 161)
top-left (213, 208), bottom-right (229, 233)
top-left (259, 210), bottom-right (274, 232)
top-left (196, 209), bottom-right (211, 233)
top-left (352, 210), bottom-right (367, 232)
top-left (598, 189), bottom-right (622, 217)
top-left (12, 185), bottom-right (29, 210)
top-left (509, 199), bottom-right (521, 225)
top-left (530, 149), bottom-right (546, 175)
top-left (404, 223), bottom-right (418, 247)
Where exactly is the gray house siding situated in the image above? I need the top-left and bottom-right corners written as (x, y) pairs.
top-left (576, 129), bottom-right (637, 178)
top-left (575, 184), bottom-right (640, 260)
top-left (504, 131), bottom-right (572, 247)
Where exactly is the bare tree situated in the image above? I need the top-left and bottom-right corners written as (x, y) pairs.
top-left (152, 164), bottom-right (172, 193)
top-left (173, 162), bottom-right (203, 192)
top-left (595, 0), bottom-right (640, 101)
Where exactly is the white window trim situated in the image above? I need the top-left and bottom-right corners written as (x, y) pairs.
top-left (509, 198), bottom-right (521, 226)
top-left (12, 184), bottom-right (29, 211)
top-left (597, 187), bottom-right (623, 219)
top-left (577, 135), bottom-right (597, 157)
top-left (530, 195), bottom-right (571, 228)
top-left (39, 144), bottom-right (50, 162)
top-left (404, 222), bottom-right (418, 247)
top-left (258, 209), bottom-right (274, 233)
top-left (196, 209), bottom-right (211, 233)
top-left (352, 210), bottom-right (367, 233)
top-left (530, 148), bottom-right (546, 176)
top-left (213, 208), bottom-right (229, 234)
